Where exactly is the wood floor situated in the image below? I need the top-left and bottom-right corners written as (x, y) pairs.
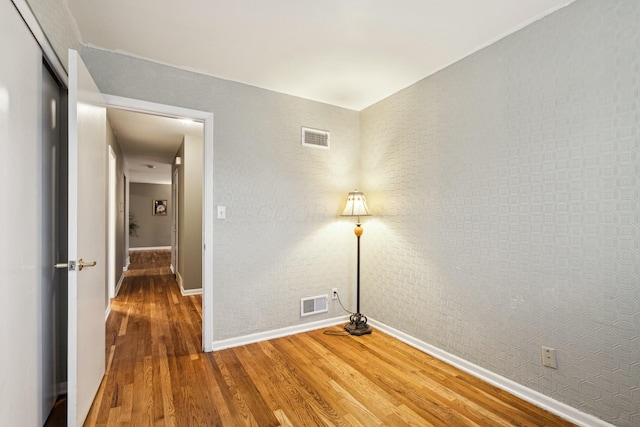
top-left (85, 250), bottom-right (575, 426)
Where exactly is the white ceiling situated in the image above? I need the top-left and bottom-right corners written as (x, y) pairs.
top-left (107, 108), bottom-right (203, 184)
top-left (66, 0), bottom-right (575, 111)
top-left (76, 0), bottom-right (575, 184)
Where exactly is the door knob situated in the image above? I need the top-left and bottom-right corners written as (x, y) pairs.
top-left (53, 259), bottom-right (96, 271)
top-left (78, 258), bottom-right (97, 271)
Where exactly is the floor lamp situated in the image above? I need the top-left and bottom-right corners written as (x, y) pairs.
top-left (341, 190), bottom-right (372, 336)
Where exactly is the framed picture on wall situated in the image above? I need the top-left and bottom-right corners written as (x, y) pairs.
top-left (153, 199), bottom-right (167, 216)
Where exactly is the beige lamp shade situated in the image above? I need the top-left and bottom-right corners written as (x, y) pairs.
top-left (341, 190), bottom-right (371, 217)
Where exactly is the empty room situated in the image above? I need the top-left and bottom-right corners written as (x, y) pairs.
top-left (2, 0), bottom-right (638, 426)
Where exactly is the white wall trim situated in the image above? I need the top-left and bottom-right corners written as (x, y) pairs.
top-left (176, 271), bottom-right (184, 291)
top-left (180, 286), bottom-right (202, 297)
top-left (176, 270), bottom-right (201, 296)
top-left (212, 316), bottom-right (350, 351)
top-left (11, 0), bottom-right (69, 86)
top-left (104, 304), bottom-right (111, 322)
top-left (114, 272), bottom-right (125, 297)
top-left (368, 319), bottom-right (615, 427)
top-left (206, 316), bottom-right (610, 426)
top-left (107, 145), bottom-right (118, 301)
top-left (129, 246), bottom-right (171, 251)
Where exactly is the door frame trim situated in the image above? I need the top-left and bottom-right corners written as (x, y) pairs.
top-left (107, 145), bottom-right (117, 301)
top-left (11, 0), bottom-right (68, 87)
top-left (103, 94), bottom-right (215, 352)
top-left (171, 168), bottom-right (179, 278)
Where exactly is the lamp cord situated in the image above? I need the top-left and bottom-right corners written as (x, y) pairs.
top-left (335, 291), bottom-right (353, 315)
top-left (322, 291), bottom-right (354, 336)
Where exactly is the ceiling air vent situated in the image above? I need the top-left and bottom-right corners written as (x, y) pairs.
top-left (301, 127), bottom-right (330, 149)
top-left (300, 295), bottom-right (328, 317)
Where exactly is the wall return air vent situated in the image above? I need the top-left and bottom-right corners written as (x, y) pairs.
top-left (300, 295), bottom-right (328, 317)
top-left (301, 126), bottom-right (330, 149)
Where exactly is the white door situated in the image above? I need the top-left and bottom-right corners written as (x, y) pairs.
top-left (67, 49), bottom-right (107, 427)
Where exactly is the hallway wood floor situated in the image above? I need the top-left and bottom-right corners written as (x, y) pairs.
top-left (85, 250), bottom-right (575, 426)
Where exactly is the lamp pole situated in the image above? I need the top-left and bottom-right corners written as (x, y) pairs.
top-left (355, 221), bottom-right (362, 314)
top-left (345, 219), bottom-right (372, 335)
top-left (340, 190), bottom-right (372, 336)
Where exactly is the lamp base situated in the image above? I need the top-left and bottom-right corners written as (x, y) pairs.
top-left (344, 313), bottom-right (372, 336)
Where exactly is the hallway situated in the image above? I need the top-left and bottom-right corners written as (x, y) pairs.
top-left (86, 249), bottom-right (204, 425)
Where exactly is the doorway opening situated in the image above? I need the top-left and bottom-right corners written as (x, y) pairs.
top-left (104, 95), bottom-right (214, 352)
top-left (42, 58), bottom-right (68, 426)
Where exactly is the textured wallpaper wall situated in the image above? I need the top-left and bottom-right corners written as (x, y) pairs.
top-left (80, 47), bottom-right (361, 340)
top-left (360, 0), bottom-right (639, 425)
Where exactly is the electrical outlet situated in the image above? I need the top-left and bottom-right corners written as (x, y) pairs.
top-left (331, 288), bottom-right (338, 300)
top-left (541, 346), bottom-right (557, 369)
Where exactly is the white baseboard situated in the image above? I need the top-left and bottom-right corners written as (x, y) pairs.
top-left (181, 287), bottom-right (202, 296)
top-left (170, 264), bottom-right (175, 274)
top-left (368, 319), bottom-right (614, 427)
top-left (129, 246), bottom-right (171, 251)
top-left (175, 272), bottom-right (202, 296)
top-left (114, 272), bottom-right (124, 297)
top-left (105, 304), bottom-right (111, 322)
top-left (202, 315), bottom-right (612, 426)
top-left (211, 315), bottom-right (350, 351)
top-left (123, 256), bottom-right (130, 271)
top-left (176, 271), bottom-right (183, 290)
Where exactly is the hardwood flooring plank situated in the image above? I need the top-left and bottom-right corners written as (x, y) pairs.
top-left (370, 331), bottom-right (564, 427)
top-left (274, 334), bottom-right (394, 424)
top-left (232, 345), bottom-right (285, 413)
top-left (313, 330), bottom-right (490, 426)
top-left (372, 332), bottom-right (541, 425)
top-left (257, 339), bottom-right (347, 426)
top-left (347, 336), bottom-right (503, 425)
top-left (273, 408), bottom-right (294, 427)
top-left (157, 344), bottom-right (177, 426)
top-left (211, 351), bottom-right (261, 426)
top-left (218, 349), bottom-right (280, 426)
top-left (232, 343), bottom-right (322, 427)
top-left (392, 404), bottom-right (438, 427)
top-left (327, 379), bottom-right (385, 425)
top-left (292, 333), bottom-right (403, 417)
top-left (143, 355), bottom-right (155, 424)
top-left (200, 355), bottom-right (236, 426)
top-left (85, 249), bottom-right (577, 427)
top-left (116, 383), bottom-right (133, 426)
